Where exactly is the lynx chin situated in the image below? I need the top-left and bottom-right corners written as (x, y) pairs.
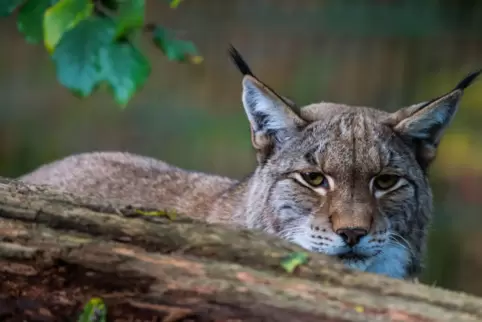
top-left (19, 46), bottom-right (480, 280)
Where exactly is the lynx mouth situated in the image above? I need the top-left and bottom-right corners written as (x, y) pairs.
top-left (337, 250), bottom-right (381, 261)
top-left (337, 251), bottom-right (369, 261)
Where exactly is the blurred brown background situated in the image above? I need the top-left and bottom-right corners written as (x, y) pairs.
top-left (1, 0), bottom-right (482, 295)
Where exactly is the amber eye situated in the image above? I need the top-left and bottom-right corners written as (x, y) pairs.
top-left (300, 172), bottom-right (329, 188)
top-left (373, 174), bottom-right (400, 190)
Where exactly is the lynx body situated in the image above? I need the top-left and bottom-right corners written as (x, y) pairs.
top-left (19, 47), bottom-right (480, 280)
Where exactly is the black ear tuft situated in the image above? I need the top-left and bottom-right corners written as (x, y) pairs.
top-left (414, 69), bottom-right (481, 112)
top-left (228, 44), bottom-right (300, 112)
top-left (454, 69), bottom-right (481, 90)
top-left (228, 44), bottom-right (254, 76)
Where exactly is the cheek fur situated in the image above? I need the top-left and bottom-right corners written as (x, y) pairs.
top-left (270, 179), bottom-right (320, 215)
top-left (376, 184), bottom-right (417, 222)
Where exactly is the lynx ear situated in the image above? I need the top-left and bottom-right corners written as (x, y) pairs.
top-left (229, 45), bottom-right (306, 162)
top-left (388, 70), bottom-right (481, 168)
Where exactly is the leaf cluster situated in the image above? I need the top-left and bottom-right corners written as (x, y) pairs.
top-left (1, 0), bottom-right (202, 106)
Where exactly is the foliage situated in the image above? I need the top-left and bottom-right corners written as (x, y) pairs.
top-left (77, 297), bottom-right (107, 322)
top-left (0, 0), bottom-right (202, 107)
top-left (280, 252), bottom-right (309, 273)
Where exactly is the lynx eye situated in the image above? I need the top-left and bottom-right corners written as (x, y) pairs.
top-left (300, 172), bottom-right (329, 188)
top-left (373, 174), bottom-right (400, 191)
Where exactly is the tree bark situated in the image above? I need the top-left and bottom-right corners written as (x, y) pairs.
top-left (0, 178), bottom-right (481, 321)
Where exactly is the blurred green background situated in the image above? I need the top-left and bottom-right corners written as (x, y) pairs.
top-left (1, 0), bottom-right (482, 295)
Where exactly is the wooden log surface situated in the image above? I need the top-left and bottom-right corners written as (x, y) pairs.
top-left (0, 177), bottom-right (481, 321)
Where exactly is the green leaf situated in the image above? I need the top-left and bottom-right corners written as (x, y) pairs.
top-left (98, 41), bottom-right (151, 106)
top-left (52, 16), bottom-right (149, 106)
top-left (52, 17), bottom-right (116, 98)
top-left (280, 252), bottom-right (309, 273)
top-left (114, 0), bottom-right (145, 38)
top-left (17, 0), bottom-right (56, 44)
top-left (43, 0), bottom-right (93, 53)
top-left (77, 297), bottom-right (107, 322)
top-left (152, 26), bottom-right (203, 64)
top-left (0, 0), bottom-right (26, 17)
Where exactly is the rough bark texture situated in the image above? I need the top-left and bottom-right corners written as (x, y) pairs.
top-left (0, 178), bottom-right (481, 321)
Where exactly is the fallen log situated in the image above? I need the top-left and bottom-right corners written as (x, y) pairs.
top-left (0, 177), bottom-right (481, 321)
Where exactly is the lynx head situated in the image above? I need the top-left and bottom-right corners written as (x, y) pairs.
top-left (229, 45), bottom-right (480, 279)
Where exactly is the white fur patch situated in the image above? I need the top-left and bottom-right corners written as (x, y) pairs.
top-left (293, 224), bottom-right (410, 279)
top-left (364, 242), bottom-right (411, 279)
top-left (242, 77), bottom-right (298, 133)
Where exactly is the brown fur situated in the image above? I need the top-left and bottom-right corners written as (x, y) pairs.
top-left (18, 50), bottom-right (480, 280)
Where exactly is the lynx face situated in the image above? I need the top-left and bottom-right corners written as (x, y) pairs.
top-left (230, 46), bottom-right (480, 279)
top-left (243, 106), bottom-right (433, 278)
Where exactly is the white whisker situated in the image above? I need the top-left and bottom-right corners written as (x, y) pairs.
top-left (386, 232), bottom-right (416, 260)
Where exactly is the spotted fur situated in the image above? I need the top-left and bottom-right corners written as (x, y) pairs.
top-left (18, 48), bottom-right (480, 280)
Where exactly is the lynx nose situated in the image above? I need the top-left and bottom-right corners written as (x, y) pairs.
top-left (336, 228), bottom-right (368, 247)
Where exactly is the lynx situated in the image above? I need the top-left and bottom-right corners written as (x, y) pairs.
top-left (19, 46), bottom-right (480, 280)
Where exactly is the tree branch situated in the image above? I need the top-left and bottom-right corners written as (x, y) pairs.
top-left (0, 177), bottom-right (481, 321)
